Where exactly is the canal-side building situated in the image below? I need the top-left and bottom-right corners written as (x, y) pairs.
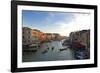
top-left (40, 33), bottom-right (46, 42)
top-left (80, 30), bottom-right (90, 50)
top-left (45, 33), bottom-right (52, 41)
top-left (22, 27), bottom-right (33, 46)
top-left (32, 29), bottom-right (40, 42)
top-left (44, 33), bottom-right (61, 41)
top-left (69, 30), bottom-right (90, 50)
top-left (52, 33), bottom-right (61, 40)
top-left (32, 29), bottom-right (47, 43)
top-left (69, 30), bottom-right (90, 59)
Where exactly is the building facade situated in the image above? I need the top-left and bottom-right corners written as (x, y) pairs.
top-left (22, 27), bottom-right (33, 46)
top-left (45, 33), bottom-right (52, 41)
top-left (32, 29), bottom-right (46, 43)
top-left (52, 33), bottom-right (60, 40)
top-left (69, 30), bottom-right (90, 50)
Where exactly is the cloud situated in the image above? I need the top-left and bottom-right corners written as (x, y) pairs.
top-left (23, 12), bottom-right (91, 37)
top-left (48, 13), bottom-right (91, 36)
top-left (44, 12), bottom-right (75, 25)
top-left (45, 14), bottom-right (90, 36)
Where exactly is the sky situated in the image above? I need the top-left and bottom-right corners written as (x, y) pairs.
top-left (22, 10), bottom-right (90, 36)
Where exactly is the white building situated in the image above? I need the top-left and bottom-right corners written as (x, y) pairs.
top-left (22, 27), bottom-right (33, 46)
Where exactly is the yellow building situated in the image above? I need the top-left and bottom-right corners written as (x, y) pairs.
top-left (32, 29), bottom-right (46, 42)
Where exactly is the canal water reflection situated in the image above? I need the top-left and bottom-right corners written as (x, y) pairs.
top-left (23, 40), bottom-right (75, 62)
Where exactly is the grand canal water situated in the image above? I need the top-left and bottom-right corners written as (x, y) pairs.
top-left (23, 40), bottom-right (75, 62)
